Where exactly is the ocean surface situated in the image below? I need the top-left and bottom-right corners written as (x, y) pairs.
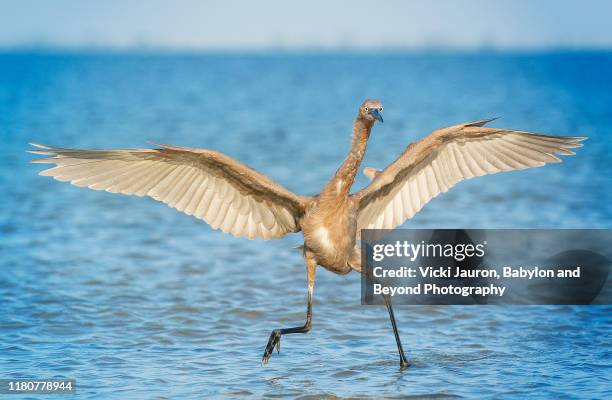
top-left (1, 51), bottom-right (611, 399)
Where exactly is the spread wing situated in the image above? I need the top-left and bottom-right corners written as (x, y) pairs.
top-left (30, 143), bottom-right (309, 240)
top-left (352, 118), bottom-right (586, 233)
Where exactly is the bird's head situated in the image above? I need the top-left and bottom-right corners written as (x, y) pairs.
top-left (359, 99), bottom-right (384, 124)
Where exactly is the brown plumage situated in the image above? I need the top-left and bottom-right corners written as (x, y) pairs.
top-left (29, 99), bottom-right (585, 368)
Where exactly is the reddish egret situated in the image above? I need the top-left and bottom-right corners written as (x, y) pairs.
top-left (29, 99), bottom-right (584, 368)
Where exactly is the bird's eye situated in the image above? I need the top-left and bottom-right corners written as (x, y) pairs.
top-left (364, 107), bottom-right (369, 112)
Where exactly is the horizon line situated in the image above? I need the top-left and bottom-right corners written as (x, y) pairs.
top-left (2, 43), bottom-right (612, 55)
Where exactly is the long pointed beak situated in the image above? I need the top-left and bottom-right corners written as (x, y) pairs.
top-left (371, 109), bottom-right (383, 123)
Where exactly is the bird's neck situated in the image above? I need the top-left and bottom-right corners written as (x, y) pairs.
top-left (323, 117), bottom-right (373, 198)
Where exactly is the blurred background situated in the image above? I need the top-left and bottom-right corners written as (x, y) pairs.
top-left (1, 1), bottom-right (611, 398)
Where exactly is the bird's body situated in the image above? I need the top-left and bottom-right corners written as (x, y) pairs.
top-left (29, 99), bottom-right (585, 368)
top-left (302, 198), bottom-right (357, 274)
top-left (302, 111), bottom-right (373, 274)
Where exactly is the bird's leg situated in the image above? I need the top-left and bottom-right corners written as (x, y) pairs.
top-left (348, 245), bottom-right (410, 369)
top-left (261, 256), bottom-right (317, 366)
top-left (383, 293), bottom-right (410, 369)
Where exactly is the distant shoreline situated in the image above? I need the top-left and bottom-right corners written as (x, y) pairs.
top-left (1, 46), bottom-right (612, 57)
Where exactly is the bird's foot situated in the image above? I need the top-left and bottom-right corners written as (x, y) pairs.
top-left (399, 358), bottom-right (410, 371)
top-left (261, 329), bottom-right (282, 366)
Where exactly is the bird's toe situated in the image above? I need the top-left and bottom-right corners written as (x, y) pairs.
top-left (261, 329), bottom-right (282, 366)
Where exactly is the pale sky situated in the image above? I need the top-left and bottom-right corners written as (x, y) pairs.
top-left (1, 0), bottom-right (612, 50)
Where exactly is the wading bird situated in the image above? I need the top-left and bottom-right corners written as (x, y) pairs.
top-left (29, 99), bottom-right (584, 368)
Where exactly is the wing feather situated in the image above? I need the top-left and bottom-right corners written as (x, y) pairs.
top-left (353, 121), bottom-right (585, 233)
top-left (29, 143), bottom-right (308, 240)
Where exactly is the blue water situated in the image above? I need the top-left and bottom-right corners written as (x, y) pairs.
top-left (1, 52), bottom-right (611, 399)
